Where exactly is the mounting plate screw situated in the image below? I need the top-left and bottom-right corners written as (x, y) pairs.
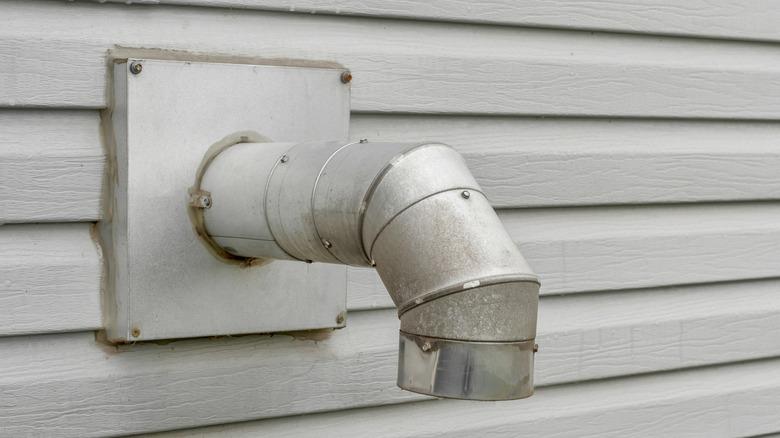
top-left (336, 313), bottom-right (346, 325)
top-left (340, 70), bottom-right (352, 84)
top-left (421, 342), bottom-right (432, 352)
top-left (461, 190), bottom-right (471, 199)
top-left (131, 327), bottom-right (141, 338)
top-left (190, 192), bottom-right (212, 209)
top-left (129, 61), bottom-right (143, 75)
top-left (322, 239), bottom-right (332, 248)
top-left (280, 155), bottom-right (289, 163)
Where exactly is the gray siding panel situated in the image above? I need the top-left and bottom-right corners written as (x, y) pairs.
top-left (150, 357), bottom-right (780, 438)
top-left (1, 2), bottom-right (780, 117)
top-left (5, 114), bottom-right (780, 223)
top-left (2, 280), bottom-right (780, 436)
top-left (0, 224), bottom-right (102, 336)
top-left (5, 204), bottom-right (780, 336)
top-left (0, 110), bottom-right (103, 223)
top-left (101, 0), bottom-right (780, 43)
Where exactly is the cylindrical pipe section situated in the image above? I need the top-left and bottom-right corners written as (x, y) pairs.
top-left (199, 141), bottom-right (295, 260)
top-left (196, 139), bottom-right (539, 400)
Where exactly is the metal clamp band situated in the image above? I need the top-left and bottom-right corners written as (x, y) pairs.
top-left (187, 131), bottom-right (271, 265)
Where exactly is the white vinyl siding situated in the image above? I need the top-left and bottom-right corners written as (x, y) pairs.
top-left (1, 1), bottom-right (779, 436)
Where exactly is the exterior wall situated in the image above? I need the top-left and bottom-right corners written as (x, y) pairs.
top-left (1, 0), bottom-right (780, 436)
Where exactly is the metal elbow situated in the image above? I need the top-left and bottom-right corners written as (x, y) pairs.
top-left (194, 138), bottom-right (540, 401)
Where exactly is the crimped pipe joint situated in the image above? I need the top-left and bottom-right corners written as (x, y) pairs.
top-left (195, 138), bottom-right (540, 400)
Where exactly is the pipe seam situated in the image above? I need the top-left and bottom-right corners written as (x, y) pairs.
top-left (396, 273), bottom-right (540, 317)
top-left (365, 186), bottom-right (486, 262)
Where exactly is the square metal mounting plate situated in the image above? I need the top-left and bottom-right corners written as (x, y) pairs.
top-left (104, 58), bottom-right (350, 342)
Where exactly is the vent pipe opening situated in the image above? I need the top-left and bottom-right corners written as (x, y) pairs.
top-left (191, 138), bottom-right (540, 400)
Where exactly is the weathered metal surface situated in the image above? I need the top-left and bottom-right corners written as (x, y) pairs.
top-left (312, 141), bottom-right (421, 266)
top-left (199, 137), bottom-right (539, 400)
top-left (360, 143), bottom-right (482, 258)
top-left (369, 189), bottom-right (538, 314)
top-left (264, 140), bottom-right (347, 264)
top-left (104, 59), bottom-right (349, 342)
top-left (399, 282), bottom-right (538, 341)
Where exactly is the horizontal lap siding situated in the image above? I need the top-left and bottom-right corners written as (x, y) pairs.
top-left (150, 357), bottom-right (780, 438)
top-left (2, 1), bottom-right (780, 436)
top-left (5, 112), bottom-right (780, 223)
top-left (101, 0), bottom-right (780, 43)
top-left (6, 203), bottom-right (780, 334)
top-left (0, 111), bottom-right (104, 223)
top-left (0, 224), bottom-right (102, 335)
top-left (1, 2), bottom-right (780, 117)
top-left (2, 279), bottom-right (780, 436)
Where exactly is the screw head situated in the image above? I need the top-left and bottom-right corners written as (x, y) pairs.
top-left (336, 313), bottom-right (346, 324)
top-left (340, 70), bottom-right (352, 84)
top-left (322, 239), bottom-right (332, 248)
top-left (129, 61), bottom-right (143, 75)
top-left (201, 195), bottom-right (212, 209)
top-left (533, 343), bottom-right (539, 353)
top-left (280, 155), bottom-right (289, 163)
top-left (421, 342), bottom-right (432, 352)
top-left (131, 327), bottom-right (141, 338)
top-left (461, 190), bottom-right (471, 199)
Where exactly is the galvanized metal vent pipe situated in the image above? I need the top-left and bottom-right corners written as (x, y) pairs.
top-left (190, 137), bottom-right (540, 400)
